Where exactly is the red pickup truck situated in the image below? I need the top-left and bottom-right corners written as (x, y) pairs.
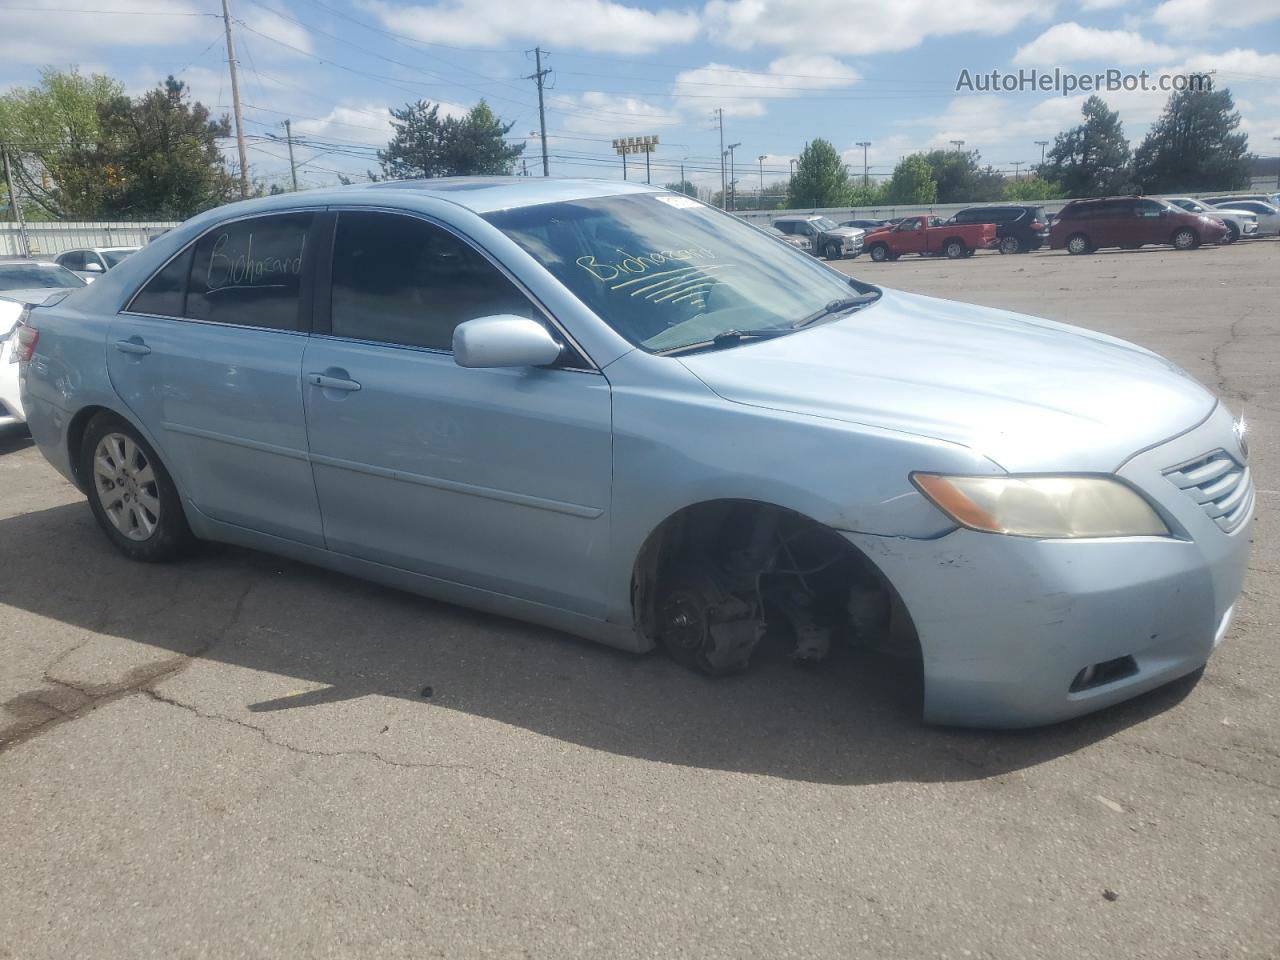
top-left (863, 215), bottom-right (998, 261)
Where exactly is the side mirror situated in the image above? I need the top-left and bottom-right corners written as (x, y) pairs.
top-left (84, 261), bottom-right (104, 273)
top-left (453, 315), bottom-right (563, 369)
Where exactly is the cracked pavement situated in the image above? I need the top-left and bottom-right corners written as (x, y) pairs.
top-left (1, 240), bottom-right (1277, 959)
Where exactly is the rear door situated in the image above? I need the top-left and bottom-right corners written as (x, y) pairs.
top-left (301, 209), bottom-right (613, 616)
top-left (1134, 198), bottom-right (1167, 244)
top-left (107, 211), bottom-right (325, 546)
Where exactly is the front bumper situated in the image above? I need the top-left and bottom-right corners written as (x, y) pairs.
top-left (846, 405), bottom-right (1255, 727)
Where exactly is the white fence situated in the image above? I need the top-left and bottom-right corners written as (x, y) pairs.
top-left (1, 221), bottom-right (179, 258)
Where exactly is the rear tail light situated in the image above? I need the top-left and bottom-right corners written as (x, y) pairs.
top-left (1030, 220), bottom-right (1046, 230)
top-left (13, 309), bottom-right (38, 363)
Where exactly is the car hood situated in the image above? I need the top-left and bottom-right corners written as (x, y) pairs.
top-left (823, 226), bottom-right (864, 238)
top-left (677, 288), bottom-right (1216, 473)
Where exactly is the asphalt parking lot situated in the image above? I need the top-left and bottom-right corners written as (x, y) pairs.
top-left (1, 239), bottom-right (1276, 959)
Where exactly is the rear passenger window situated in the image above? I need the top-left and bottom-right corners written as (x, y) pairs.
top-left (186, 213), bottom-right (312, 330)
top-left (328, 212), bottom-right (534, 351)
top-left (129, 246), bottom-right (193, 318)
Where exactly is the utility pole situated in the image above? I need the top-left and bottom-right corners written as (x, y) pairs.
top-left (1274, 137), bottom-right (1280, 189)
top-left (1011, 160), bottom-right (1023, 181)
top-left (680, 160), bottom-right (685, 193)
top-left (621, 150), bottom-right (627, 181)
top-left (645, 148), bottom-right (650, 184)
top-left (2, 146), bottom-right (32, 257)
top-left (1035, 140), bottom-right (1049, 165)
top-left (726, 142), bottom-right (741, 211)
top-left (283, 119), bottom-right (298, 192)
top-left (715, 108), bottom-right (726, 209)
top-left (220, 0), bottom-right (250, 198)
top-left (856, 141), bottom-right (871, 188)
top-left (757, 154), bottom-right (765, 207)
top-left (525, 48), bottom-right (551, 176)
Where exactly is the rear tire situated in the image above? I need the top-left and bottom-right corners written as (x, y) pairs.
top-left (1172, 227), bottom-right (1199, 250)
top-left (1066, 233), bottom-right (1091, 255)
top-left (80, 412), bottom-right (194, 563)
top-left (944, 239), bottom-right (967, 259)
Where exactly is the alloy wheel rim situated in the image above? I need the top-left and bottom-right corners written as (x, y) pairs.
top-left (93, 432), bottom-right (160, 541)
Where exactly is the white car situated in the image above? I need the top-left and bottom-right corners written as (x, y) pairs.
top-left (53, 246), bottom-right (139, 281)
top-left (1166, 197), bottom-right (1257, 242)
top-left (1211, 199), bottom-right (1280, 236)
top-left (0, 260), bottom-right (86, 427)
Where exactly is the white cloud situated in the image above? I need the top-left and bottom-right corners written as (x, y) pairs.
top-left (1151, 0), bottom-right (1280, 35)
top-left (241, 4), bottom-right (315, 57)
top-left (0, 0), bottom-right (206, 64)
top-left (551, 91), bottom-right (682, 137)
top-left (1078, 0), bottom-right (1129, 9)
top-left (1014, 23), bottom-right (1185, 65)
top-left (672, 56), bottom-right (859, 118)
top-left (360, 0), bottom-right (698, 54)
top-left (703, 0), bottom-right (1045, 56)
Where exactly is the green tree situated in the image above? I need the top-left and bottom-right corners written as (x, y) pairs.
top-left (848, 180), bottom-right (889, 207)
top-left (0, 67), bottom-right (123, 218)
top-left (786, 139), bottom-right (851, 207)
top-left (1040, 95), bottom-right (1133, 197)
top-left (1133, 84), bottom-right (1250, 193)
top-left (663, 179), bottom-right (696, 197)
top-left (62, 77), bottom-right (235, 218)
top-left (884, 154), bottom-right (937, 204)
top-left (378, 99), bottom-right (524, 179)
top-left (1002, 174), bottom-right (1059, 201)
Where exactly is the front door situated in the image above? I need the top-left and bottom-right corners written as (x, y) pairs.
top-left (893, 219), bottom-right (926, 255)
top-left (301, 210), bottom-right (614, 617)
top-left (108, 211), bottom-right (325, 546)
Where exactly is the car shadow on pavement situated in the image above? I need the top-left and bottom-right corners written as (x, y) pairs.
top-left (1, 502), bottom-right (1201, 786)
top-left (0, 427), bottom-right (32, 455)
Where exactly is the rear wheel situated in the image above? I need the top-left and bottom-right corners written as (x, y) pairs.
top-left (944, 239), bottom-right (967, 259)
top-left (81, 412), bottom-right (194, 562)
top-left (1172, 227), bottom-right (1199, 250)
top-left (1066, 233), bottom-right (1091, 255)
top-left (998, 235), bottom-right (1022, 255)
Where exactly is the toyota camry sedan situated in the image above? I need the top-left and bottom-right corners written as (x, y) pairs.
top-left (16, 179), bottom-right (1254, 727)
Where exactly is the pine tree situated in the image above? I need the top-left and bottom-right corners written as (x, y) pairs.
top-left (1040, 96), bottom-right (1133, 198)
top-left (1133, 85), bottom-right (1250, 193)
top-left (378, 99), bottom-right (524, 179)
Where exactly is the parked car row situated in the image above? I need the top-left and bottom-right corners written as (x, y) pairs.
top-left (811, 195), bottom-right (1280, 263)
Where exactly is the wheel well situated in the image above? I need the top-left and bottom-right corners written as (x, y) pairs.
top-left (943, 236), bottom-right (965, 247)
top-left (66, 405), bottom-right (111, 491)
top-left (631, 499), bottom-right (920, 661)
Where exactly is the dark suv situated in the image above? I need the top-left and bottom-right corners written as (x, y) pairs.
top-left (948, 205), bottom-right (1048, 254)
top-left (1049, 196), bottom-right (1228, 254)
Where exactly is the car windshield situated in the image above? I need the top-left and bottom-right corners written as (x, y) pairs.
top-left (484, 193), bottom-right (876, 354)
top-left (102, 249), bottom-right (135, 267)
top-left (0, 263), bottom-right (86, 291)
top-left (812, 217), bottom-right (839, 230)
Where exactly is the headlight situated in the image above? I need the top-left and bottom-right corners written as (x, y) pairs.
top-left (913, 474), bottom-right (1169, 538)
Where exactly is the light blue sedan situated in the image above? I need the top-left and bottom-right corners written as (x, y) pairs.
top-left (16, 179), bottom-right (1254, 727)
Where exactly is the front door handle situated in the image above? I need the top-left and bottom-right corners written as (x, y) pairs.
top-left (306, 372), bottom-right (362, 392)
top-left (115, 338), bottom-right (151, 356)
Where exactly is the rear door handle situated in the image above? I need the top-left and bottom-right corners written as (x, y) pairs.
top-left (115, 338), bottom-right (151, 356)
top-left (306, 372), bottom-right (361, 392)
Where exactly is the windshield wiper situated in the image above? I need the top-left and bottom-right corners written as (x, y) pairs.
top-left (792, 294), bottom-right (880, 329)
top-left (655, 327), bottom-right (794, 357)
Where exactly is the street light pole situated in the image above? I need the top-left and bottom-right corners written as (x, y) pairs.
top-left (1274, 137), bottom-right (1280, 189)
top-left (726, 142), bottom-right (741, 211)
top-left (855, 141), bottom-right (871, 188)
top-left (949, 140), bottom-right (965, 151)
top-left (758, 154), bottom-right (765, 207)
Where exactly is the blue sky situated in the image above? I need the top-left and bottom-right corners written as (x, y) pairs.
top-left (1, 0), bottom-right (1277, 194)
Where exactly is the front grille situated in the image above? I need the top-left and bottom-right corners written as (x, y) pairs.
top-left (1163, 449), bottom-right (1254, 533)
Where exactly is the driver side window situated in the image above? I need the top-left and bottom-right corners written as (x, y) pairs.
top-left (328, 211), bottom-right (537, 352)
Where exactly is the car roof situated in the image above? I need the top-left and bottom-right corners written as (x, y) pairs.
top-left (0, 258), bottom-right (60, 267)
